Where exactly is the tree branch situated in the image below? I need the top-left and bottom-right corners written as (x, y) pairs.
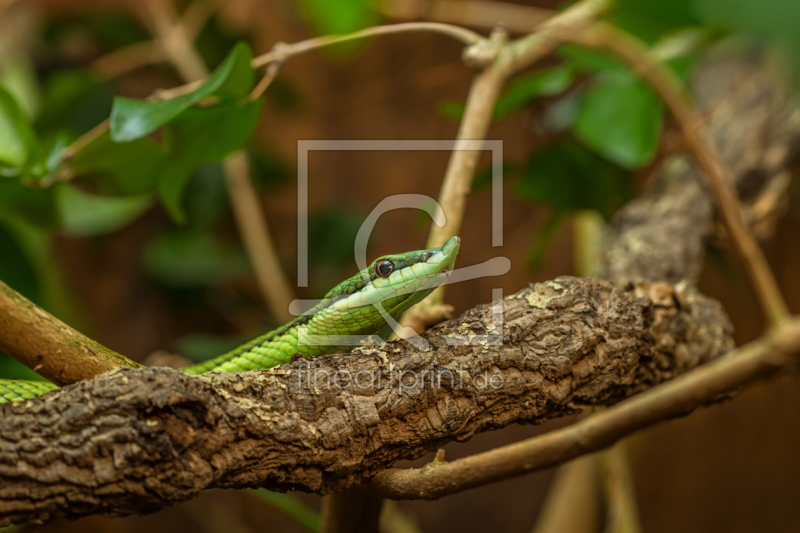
top-left (602, 47), bottom-right (798, 287)
top-left (0, 280), bottom-right (140, 386)
top-left (571, 23), bottom-right (790, 327)
top-left (0, 277), bottom-right (732, 525)
top-left (250, 22), bottom-right (484, 68)
top-left (404, 0), bottom-right (612, 329)
top-left (369, 316), bottom-right (800, 499)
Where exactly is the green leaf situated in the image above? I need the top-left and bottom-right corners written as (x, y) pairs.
top-left (694, 0), bottom-right (800, 77)
top-left (110, 42), bottom-right (254, 142)
top-left (439, 66), bottom-right (573, 123)
top-left (182, 163), bottom-right (230, 231)
top-left (612, 0), bottom-right (700, 43)
top-left (494, 66), bottom-right (574, 119)
top-left (56, 184), bottom-right (152, 236)
top-left (43, 133), bottom-right (70, 175)
top-left (0, 181), bottom-right (59, 229)
top-left (143, 231), bottom-right (249, 287)
top-left (298, 0), bottom-right (377, 35)
top-left (515, 142), bottom-right (631, 218)
top-left (0, 86), bottom-right (39, 169)
top-left (70, 131), bottom-right (166, 195)
top-left (296, 0), bottom-right (378, 56)
top-left (557, 44), bottom-right (630, 74)
top-left (159, 97), bottom-right (264, 222)
top-left (36, 70), bottom-right (113, 137)
top-left (573, 73), bottom-right (663, 169)
top-left (0, 55), bottom-right (41, 119)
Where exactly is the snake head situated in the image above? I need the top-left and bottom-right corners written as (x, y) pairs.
top-left (327, 236), bottom-right (461, 313)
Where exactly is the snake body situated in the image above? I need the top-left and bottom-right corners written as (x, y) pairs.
top-left (0, 237), bottom-right (460, 403)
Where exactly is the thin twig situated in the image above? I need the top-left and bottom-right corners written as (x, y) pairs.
top-left (223, 153), bottom-right (295, 323)
top-left (89, 41), bottom-right (166, 81)
top-left (531, 454), bottom-right (600, 533)
top-left (60, 22), bottom-right (487, 161)
top-left (142, 0), bottom-right (209, 81)
top-left (61, 118), bottom-right (109, 160)
top-left (88, 0), bottom-right (216, 82)
top-left (569, 23), bottom-right (790, 327)
top-left (180, 0), bottom-right (219, 42)
top-left (249, 61), bottom-right (282, 100)
top-left (402, 0), bottom-right (613, 329)
top-left (251, 22), bottom-right (484, 68)
top-left (597, 417), bottom-right (642, 533)
top-left (370, 317), bottom-right (800, 499)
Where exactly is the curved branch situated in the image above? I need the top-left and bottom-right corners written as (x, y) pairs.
top-left (570, 23), bottom-right (790, 327)
top-left (251, 22), bottom-right (485, 68)
top-left (0, 277), bottom-right (732, 526)
top-left (0, 280), bottom-right (141, 386)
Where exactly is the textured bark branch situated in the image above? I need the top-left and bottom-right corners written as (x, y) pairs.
top-left (0, 280), bottom-right (141, 386)
top-left (369, 317), bottom-right (800, 499)
top-left (576, 24), bottom-right (791, 325)
top-left (0, 276), bottom-right (732, 526)
top-left (603, 48), bottom-right (800, 287)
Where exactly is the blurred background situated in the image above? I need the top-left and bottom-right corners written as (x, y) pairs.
top-left (0, 0), bottom-right (799, 531)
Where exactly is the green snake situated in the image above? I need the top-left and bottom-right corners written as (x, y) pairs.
top-left (0, 236), bottom-right (460, 403)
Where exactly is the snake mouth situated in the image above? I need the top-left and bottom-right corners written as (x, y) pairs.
top-left (438, 236), bottom-right (460, 272)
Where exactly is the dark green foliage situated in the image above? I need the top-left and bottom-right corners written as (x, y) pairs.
top-left (110, 42), bottom-right (255, 142)
top-left (514, 142), bottom-right (632, 268)
top-left (0, 86), bottom-right (39, 170)
top-left (573, 72), bottom-right (663, 169)
top-left (71, 132), bottom-right (166, 195)
top-left (159, 97), bottom-right (264, 221)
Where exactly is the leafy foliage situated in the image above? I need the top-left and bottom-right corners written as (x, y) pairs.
top-left (573, 72), bottom-right (663, 169)
top-left (437, 66), bottom-right (575, 121)
top-left (56, 184), bottom-right (152, 237)
top-left (70, 132), bottom-right (166, 195)
top-left (296, 0), bottom-right (379, 56)
top-left (160, 97), bottom-right (264, 221)
top-left (110, 42), bottom-right (255, 142)
top-left (516, 142), bottom-right (631, 218)
top-left (0, 86), bottom-right (39, 170)
top-left (514, 142), bottom-right (632, 268)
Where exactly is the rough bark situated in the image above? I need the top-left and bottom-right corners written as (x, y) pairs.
top-left (0, 276), bottom-right (732, 526)
top-left (603, 49), bottom-right (800, 285)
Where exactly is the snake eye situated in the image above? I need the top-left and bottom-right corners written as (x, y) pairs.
top-left (375, 260), bottom-right (394, 278)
